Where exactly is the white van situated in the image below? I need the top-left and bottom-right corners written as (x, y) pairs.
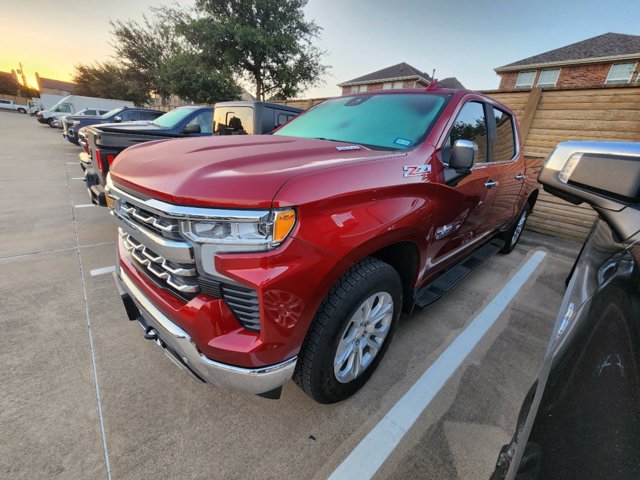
top-left (36, 95), bottom-right (135, 126)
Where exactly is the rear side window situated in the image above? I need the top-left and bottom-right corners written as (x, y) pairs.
top-left (0, 100), bottom-right (9, 104)
top-left (491, 107), bottom-right (516, 161)
top-left (119, 110), bottom-right (139, 121)
top-left (443, 101), bottom-right (488, 164)
top-left (276, 111), bottom-right (297, 127)
top-left (214, 106), bottom-right (254, 135)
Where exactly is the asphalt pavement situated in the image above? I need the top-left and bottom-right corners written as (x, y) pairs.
top-left (0, 111), bottom-right (580, 480)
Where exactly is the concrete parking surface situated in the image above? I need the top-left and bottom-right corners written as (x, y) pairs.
top-left (0, 111), bottom-right (580, 480)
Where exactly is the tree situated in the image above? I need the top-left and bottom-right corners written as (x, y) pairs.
top-left (0, 73), bottom-right (20, 96)
top-left (158, 53), bottom-right (241, 104)
top-left (178, 0), bottom-right (329, 100)
top-left (73, 62), bottom-right (150, 104)
top-left (18, 85), bottom-right (39, 99)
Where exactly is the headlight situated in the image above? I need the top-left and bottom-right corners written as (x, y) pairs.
top-left (180, 209), bottom-right (296, 252)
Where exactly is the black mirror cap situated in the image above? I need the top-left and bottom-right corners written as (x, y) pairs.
top-left (450, 139), bottom-right (477, 173)
top-left (539, 141), bottom-right (640, 241)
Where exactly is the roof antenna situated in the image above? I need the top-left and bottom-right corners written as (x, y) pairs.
top-left (426, 69), bottom-right (439, 91)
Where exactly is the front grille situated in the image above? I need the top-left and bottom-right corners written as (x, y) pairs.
top-left (121, 231), bottom-right (199, 296)
top-left (121, 202), bottom-right (182, 240)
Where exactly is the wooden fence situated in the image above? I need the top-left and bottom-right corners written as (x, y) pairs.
top-left (485, 85), bottom-right (640, 242)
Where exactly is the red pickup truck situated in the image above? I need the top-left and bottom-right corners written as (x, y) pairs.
top-left (107, 87), bottom-right (539, 403)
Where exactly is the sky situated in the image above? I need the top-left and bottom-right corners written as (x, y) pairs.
top-left (1, 0), bottom-right (639, 97)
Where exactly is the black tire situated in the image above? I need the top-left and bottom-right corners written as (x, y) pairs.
top-left (17, 108), bottom-right (26, 114)
top-left (47, 117), bottom-right (56, 128)
top-left (499, 202), bottom-right (531, 254)
top-left (293, 257), bottom-right (402, 403)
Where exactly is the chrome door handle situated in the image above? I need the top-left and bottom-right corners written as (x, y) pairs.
top-left (515, 173), bottom-right (525, 181)
top-left (484, 180), bottom-right (498, 189)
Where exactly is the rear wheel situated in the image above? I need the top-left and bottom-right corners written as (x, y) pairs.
top-left (17, 108), bottom-right (26, 114)
top-left (499, 202), bottom-right (531, 254)
top-left (293, 257), bottom-right (402, 403)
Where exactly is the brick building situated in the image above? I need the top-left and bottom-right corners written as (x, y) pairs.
top-left (337, 62), bottom-right (464, 95)
top-left (495, 32), bottom-right (640, 90)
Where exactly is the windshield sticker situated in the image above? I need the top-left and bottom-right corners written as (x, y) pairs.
top-left (394, 138), bottom-right (412, 147)
top-left (403, 164), bottom-right (432, 178)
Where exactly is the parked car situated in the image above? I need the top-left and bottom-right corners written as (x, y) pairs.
top-left (53, 108), bottom-right (110, 128)
top-left (0, 99), bottom-right (27, 114)
top-left (492, 141), bottom-right (640, 480)
top-left (36, 95), bottom-right (136, 127)
top-left (106, 88), bottom-right (539, 402)
top-left (62, 106), bottom-right (164, 145)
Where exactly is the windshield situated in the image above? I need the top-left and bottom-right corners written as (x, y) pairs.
top-left (274, 93), bottom-right (448, 150)
top-left (152, 108), bottom-right (197, 128)
top-left (102, 107), bottom-right (124, 119)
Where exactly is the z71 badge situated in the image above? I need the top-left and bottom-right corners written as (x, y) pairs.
top-left (403, 165), bottom-right (432, 178)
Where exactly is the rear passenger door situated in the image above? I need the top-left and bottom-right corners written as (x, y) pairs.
top-left (486, 106), bottom-right (525, 228)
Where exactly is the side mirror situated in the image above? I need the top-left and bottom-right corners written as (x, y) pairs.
top-left (182, 123), bottom-right (201, 134)
top-left (113, 116), bottom-right (122, 123)
top-left (450, 139), bottom-right (477, 173)
top-left (539, 141), bottom-right (640, 241)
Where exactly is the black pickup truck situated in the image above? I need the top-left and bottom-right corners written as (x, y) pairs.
top-left (84, 101), bottom-right (303, 206)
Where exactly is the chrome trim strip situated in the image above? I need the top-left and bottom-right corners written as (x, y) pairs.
top-left (117, 267), bottom-right (296, 394)
top-left (112, 212), bottom-right (194, 264)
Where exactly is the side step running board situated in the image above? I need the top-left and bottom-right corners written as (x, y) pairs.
top-left (414, 239), bottom-right (505, 308)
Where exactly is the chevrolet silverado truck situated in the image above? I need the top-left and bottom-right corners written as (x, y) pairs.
top-left (107, 87), bottom-right (540, 403)
top-left (85, 101), bottom-right (302, 206)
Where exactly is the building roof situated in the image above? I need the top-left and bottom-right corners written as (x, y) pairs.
top-left (437, 77), bottom-right (465, 89)
top-left (338, 62), bottom-right (431, 86)
top-left (37, 75), bottom-right (76, 93)
top-left (496, 33), bottom-right (640, 72)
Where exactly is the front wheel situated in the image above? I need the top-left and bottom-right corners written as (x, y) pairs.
top-left (499, 202), bottom-right (531, 254)
top-left (47, 118), bottom-right (56, 128)
top-left (293, 257), bottom-right (402, 403)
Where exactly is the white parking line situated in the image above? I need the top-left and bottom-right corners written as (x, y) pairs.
top-left (66, 161), bottom-right (78, 165)
top-left (74, 204), bottom-right (95, 209)
top-left (71, 177), bottom-right (84, 180)
top-left (328, 251), bottom-right (547, 480)
top-left (90, 266), bottom-right (116, 277)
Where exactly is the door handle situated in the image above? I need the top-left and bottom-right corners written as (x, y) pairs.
top-left (484, 180), bottom-right (498, 189)
top-left (515, 173), bottom-right (525, 181)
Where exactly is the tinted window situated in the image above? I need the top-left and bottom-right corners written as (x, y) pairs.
top-left (275, 112), bottom-right (296, 127)
top-left (57, 104), bottom-right (72, 113)
top-left (185, 111), bottom-right (213, 134)
top-left (443, 101), bottom-right (487, 164)
top-left (214, 106), bottom-right (254, 135)
top-left (84, 110), bottom-right (96, 115)
top-left (144, 111), bottom-right (163, 120)
top-left (0, 100), bottom-right (9, 104)
top-left (274, 93), bottom-right (447, 151)
top-left (119, 110), bottom-right (139, 121)
top-left (491, 107), bottom-right (516, 161)
top-left (102, 108), bottom-right (124, 119)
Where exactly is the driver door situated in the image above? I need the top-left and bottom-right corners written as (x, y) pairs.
top-left (429, 100), bottom-right (500, 266)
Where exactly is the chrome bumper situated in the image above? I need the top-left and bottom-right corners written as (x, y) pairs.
top-left (115, 266), bottom-right (297, 395)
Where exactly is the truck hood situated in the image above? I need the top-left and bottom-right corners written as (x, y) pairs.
top-left (109, 135), bottom-right (403, 208)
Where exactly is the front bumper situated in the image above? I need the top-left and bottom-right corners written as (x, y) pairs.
top-left (115, 266), bottom-right (297, 395)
